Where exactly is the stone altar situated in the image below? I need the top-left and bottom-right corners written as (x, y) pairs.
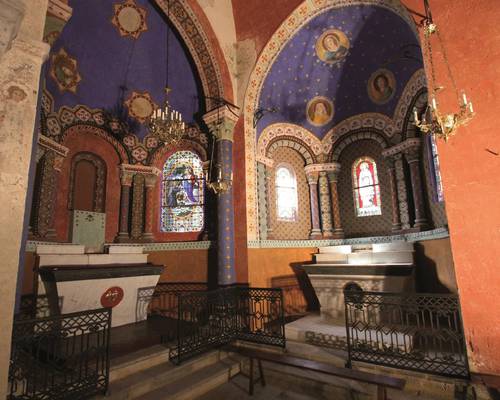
top-left (301, 242), bottom-right (415, 323)
top-left (36, 244), bottom-right (163, 327)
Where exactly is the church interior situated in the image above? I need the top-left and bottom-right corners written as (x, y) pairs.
top-left (0, 0), bottom-right (499, 399)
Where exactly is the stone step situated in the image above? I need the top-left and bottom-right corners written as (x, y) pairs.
top-left (109, 345), bottom-right (171, 382)
top-left (104, 350), bottom-right (228, 399)
top-left (140, 357), bottom-right (241, 400)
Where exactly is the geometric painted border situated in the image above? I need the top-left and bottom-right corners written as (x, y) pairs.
top-left (25, 240), bottom-right (214, 252)
top-left (247, 227), bottom-right (449, 248)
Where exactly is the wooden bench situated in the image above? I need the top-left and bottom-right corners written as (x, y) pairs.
top-left (223, 344), bottom-right (405, 399)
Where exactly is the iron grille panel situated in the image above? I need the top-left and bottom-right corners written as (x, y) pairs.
top-left (169, 287), bottom-right (285, 364)
top-left (344, 291), bottom-right (469, 379)
top-left (9, 308), bottom-right (112, 400)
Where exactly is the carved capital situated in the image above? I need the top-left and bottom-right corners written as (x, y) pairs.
top-left (202, 105), bottom-right (240, 142)
top-left (38, 134), bottom-right (69, 158)
top-left (382, 138), bottom-right (421, 159)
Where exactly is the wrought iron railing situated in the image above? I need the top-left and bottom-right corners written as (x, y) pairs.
top-left (344, 291), bottom-right (469, 379)
top-left (16, 294), bottom-right (62, 320)
top-left (9, 308), bottom-right (112, 400)
top-left (271, 275), bottom-right (308, 318)
top-left (149, 282), bottom-right (208, 319)
top-left (169, 287), bottom-right (285, 364)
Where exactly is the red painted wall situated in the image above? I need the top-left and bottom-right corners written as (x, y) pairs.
top-left (54, 129), bottom-right (121, 242)
top-left (402, 0), bottom-right (500, 374)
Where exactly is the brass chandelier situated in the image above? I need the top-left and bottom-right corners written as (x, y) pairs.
top-left (148, 0), bottom-right (185, 145)
top-left (413, 0), bottom-right (475, 142)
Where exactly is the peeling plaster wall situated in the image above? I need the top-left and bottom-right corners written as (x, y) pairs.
top-left (196, 0), bottom-right (238, 103)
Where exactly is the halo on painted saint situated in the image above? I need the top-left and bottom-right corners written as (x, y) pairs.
top-left (315, 29), bottom-right (350, 64)
top-left (367, 68), bottom-right (397, 105)
top-left (306, 96), bottom-right (334, 127)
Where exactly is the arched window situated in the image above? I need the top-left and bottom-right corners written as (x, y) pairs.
top-left (160, 150), bottom-right (204, 232)
top-left (352, 157), bottom-right (382, 217)
top-left (275, 164), bottom-right (298, 221)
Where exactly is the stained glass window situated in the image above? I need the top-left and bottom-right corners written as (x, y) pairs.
top-left (160, 151), bottom-right (204, 232)
top-left (352, 157), bottom-right (382, 217)
top-left (429, 135), bottom-right (444, 202)
top-left (275, 164), bottom-right (298, 221)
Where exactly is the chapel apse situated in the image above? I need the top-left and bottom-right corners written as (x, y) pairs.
top-left (256, 4), bottom-right (423, 140)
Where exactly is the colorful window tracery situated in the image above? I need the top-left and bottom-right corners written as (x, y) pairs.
top-left (352, 157), bottom-right (382, 217)
top-left (160, 151), bottom-right (204, 232)
top-left (275, 164), bottom-right (298, 222)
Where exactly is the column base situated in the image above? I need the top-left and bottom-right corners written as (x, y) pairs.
top-left (413, 219), bottom-right (429, 231)
top-left (309, 229), bottom-right (322, 240)
top-left (322, 231), bottom-right (334, 239)
top-left (141, 233), bottom-right (154, 242)
top-left (332, 229), bottom-right (345, 239)
top-left (114, 232), bottom-right (131, 243)
top-left (392, 223), bottom-right (402, 232)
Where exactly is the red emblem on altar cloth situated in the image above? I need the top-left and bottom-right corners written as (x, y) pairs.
top-left (100, 286), bottom-right (124, 308)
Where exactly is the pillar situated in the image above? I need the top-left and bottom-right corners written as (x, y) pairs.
top-left (115, 169), bottom-right (133, 242)
top-left (203, 106), bottom-right (239, 286)
top-left (305, 170), bottom-right (322, 239)
top-left (143, 173), bottom-right (158, 242)
top-left (318, 171), bottom-right (333, 238)
top-left (326, 166), bottom-right (344, 239)
top-left (393, 153), bottom-right (411, 230)
top-left (405, 147), bottom-right (428, 230)
top-left (387, 158), bottom-right (402, 231)
top-left (0, 0), bottom-right (50, 395)
top-left (265, 164), bottom-right (275, 239)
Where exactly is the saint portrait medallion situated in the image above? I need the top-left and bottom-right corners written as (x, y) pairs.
top-left (306, 96), bottom-right (334, 127)
top-left (49, 48), bottom-right (82, 94)
top-left (111, 0), bottom-right (148, 40)
top-left (315, 29), bottom-right (350, 64)
top-left (367, 68), bottom-right (397, 105)
top-left (124, 91), bottom-right (158, 123)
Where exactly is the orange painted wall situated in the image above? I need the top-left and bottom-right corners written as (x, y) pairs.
top-left (402, 0), bottom-right (500, 374)
top-left (146, 249), bottom-right (210, 283)
top-left (247, 247), bottom-right (316, 288)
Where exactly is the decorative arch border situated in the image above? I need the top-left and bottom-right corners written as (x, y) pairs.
top-left (266, 137), bottom-right (316, 165)
top-left (61, 125), bottom-right (130, 164)
top-left (258, 123), bottom-right (322, 160)
top-left (150, 138), bottom-right (208, 169)
top-left (243, 0), bottom-right (421, 239)
top-left (393, 68), bottom-right (427, 132)
top-left (154, 0), bottom-right (234, 107)
top-left (330, 129), bottom-right (389, 161)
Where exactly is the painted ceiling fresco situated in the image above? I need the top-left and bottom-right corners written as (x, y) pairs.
top-left (45, 0), bottom-right (201, 138)
top-left (257, 5), bottom-right (423, 140)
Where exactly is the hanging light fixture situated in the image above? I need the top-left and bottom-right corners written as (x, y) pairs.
top-left (413, 0), bottom-right (475, 142)
top-left (148, 0), bottom-right (185, 144)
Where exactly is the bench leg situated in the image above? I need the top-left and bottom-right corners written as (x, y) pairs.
top-left (377, 386), bottom-right (387, 400)
top-left (249, 357), bottom-right (254, 396)
top-left (258, 359), bottom-right (266, 387)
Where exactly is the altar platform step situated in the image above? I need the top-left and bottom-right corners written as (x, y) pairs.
top-left (314, 250), bottom-right (414, 264)
top-left (102, 346), bottom-right (241, 400)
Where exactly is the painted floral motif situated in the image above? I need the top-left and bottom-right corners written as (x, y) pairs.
top-left (111, 0), bottom-right (148, 40)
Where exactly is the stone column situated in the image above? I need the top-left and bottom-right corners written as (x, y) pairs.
top-left (393, 153), bottom-right (411, 230)
top-left (115, 169), bottom-right (133, 242)
top-left (318, 171), bottom-right (333, 238)
top-left (387, 158), bottom-right (402, 231)
top-left (31, 135), bottom-right (68, 239)
top-left (405, 147), bottom-right (429, 230)
top-left (265, 164), bottom-right (275, 239)
top-left (203, 106), bottom-right (239, 286)
top-left (305, 170), bottom-right (322, 239)
top-left (326, 167), bottom-right (344, 239)
top-left (143, 173), bottom-right (158, 242)
top-left (0, 0), bottom-right (50, 395)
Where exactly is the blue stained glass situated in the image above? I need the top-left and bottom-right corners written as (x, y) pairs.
top-left (160, 151), bottom-right (204, 232)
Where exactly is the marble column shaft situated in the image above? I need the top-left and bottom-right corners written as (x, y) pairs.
top-left (143, 175), bottom-right (156, 241)
top-left (387, 160), bottom-right (402, 231)
top-left (393, 153), bottom-right (411, 230)
top-left (318, 171), bottom-right (333, 238)
top-left (265, 164), bottom-right (274, 239)
top-left (405, 149), bottom-right (428, 229)
top-left (327, 170), bottom-right (344, 238)
top-left (116, 172), bottom-right (132, 241)
top-left (306, 172), bottom-right (322, 239)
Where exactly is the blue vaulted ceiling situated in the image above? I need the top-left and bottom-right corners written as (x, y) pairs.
top-left (256, 5), bottom-right (423, 140)
top-left (45, 0), bottom-right (202, 138)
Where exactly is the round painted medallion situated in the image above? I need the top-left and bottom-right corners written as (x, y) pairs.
top-left (100, 286), bottom-right (124, 308)
top-left (112, 0), bottom-right (148, 39)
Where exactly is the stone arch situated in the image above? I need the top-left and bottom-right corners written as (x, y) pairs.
top-left (61, 124), bottom-right (130, 164)
top-left (323, 113), bottom-right (395, 156)
top-left (149, 139), bottom-right (208, 169)
top-left (267, 138), bottom-right (316, 165)
top-left (243, 0), bottom-right (418, 240)
top-left (154, 0), bottom-right (234, 107)
top-left (330, 129), bottom-right (389, 162)
top-left (402, 90), bottom-right (428, 140)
